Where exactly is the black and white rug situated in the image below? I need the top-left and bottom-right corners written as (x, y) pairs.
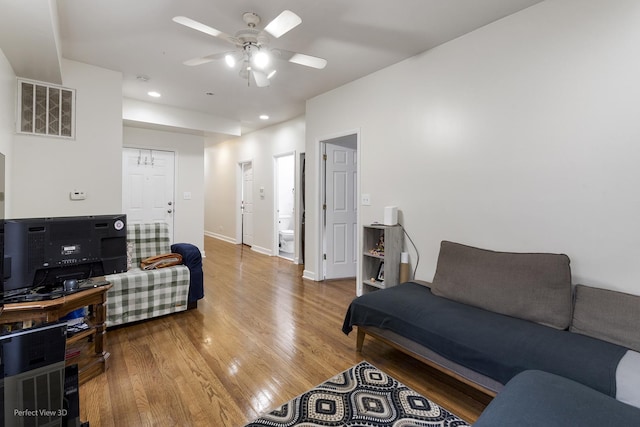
top-left (244, 361), bottom-right (470, 426)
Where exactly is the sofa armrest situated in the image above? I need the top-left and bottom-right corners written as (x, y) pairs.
top-left (171, 243), bottom-right (204, 302)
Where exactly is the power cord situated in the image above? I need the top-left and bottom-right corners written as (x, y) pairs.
top-left (398, 222), bottom-right (420, 280)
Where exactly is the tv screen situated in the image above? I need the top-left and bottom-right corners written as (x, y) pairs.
top-left (2, 214), bottom-right (127, 299)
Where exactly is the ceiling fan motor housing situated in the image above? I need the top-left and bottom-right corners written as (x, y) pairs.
top-left (235, 27), bottom-right (269, 48)
top-left (242, 12), bottom-right (261, 27)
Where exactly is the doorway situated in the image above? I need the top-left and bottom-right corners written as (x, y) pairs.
top-left (122, 148), bottom-right (175, 241)
top-left (237, 161), bottom-right (254, 247)
top-left (274, 153), bottom-right (295, 260)
top-left (321, 133), bottom-right (358, 279)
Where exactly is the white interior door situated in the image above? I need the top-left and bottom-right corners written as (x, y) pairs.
top-left (242, 162), bottom-right (254, 246)
top-left (324, 141), bottom-right (357, 279)
top-left (122, 148), bottom-right (175, 240)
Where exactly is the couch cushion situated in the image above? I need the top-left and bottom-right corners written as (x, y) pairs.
top-left (474, 370), bottom-right (640, 427)
top-left (430, 241), bottom-right (572, 329)
top-left (105, 265), bottom-right (190, 327)
top-left (570, 285), bottom-right (640, 352)
top-left (127, 222), bottom-right (171, 267)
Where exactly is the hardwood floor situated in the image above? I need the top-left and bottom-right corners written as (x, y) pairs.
top-left (79, 237), bottom-right (491, 426)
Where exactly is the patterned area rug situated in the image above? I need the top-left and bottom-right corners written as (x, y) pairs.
top-left (244, 361), bottom-right (470, 426)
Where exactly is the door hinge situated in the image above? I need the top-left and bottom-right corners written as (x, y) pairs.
top-left (323, 253), bottom-right (327, 260)
top-left (322, 203), bottom-right (326, 210)
top-left (323, 154), bottom-right (327, 161)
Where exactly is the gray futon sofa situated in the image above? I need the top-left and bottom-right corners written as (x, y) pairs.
top-left (343, 240), bottom-right (640, 425)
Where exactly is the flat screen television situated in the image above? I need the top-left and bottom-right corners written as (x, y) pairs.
top-left (2, 214), bottom-right (127, 301)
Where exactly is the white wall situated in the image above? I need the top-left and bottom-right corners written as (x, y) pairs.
top-left (306, 0), bottom-right (640, 294)
top-left (124, 126), bottom-right (205, 253)
top-left (10, 59), bottom-right (123, 218)
top-left (0, 49), bottom-right (15, 217)
top-left (123, 98), bottom-right (240, 137)
top-left (205, 116), bottom-right (305, 256)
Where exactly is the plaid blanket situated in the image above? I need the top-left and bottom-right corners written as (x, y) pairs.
top-left (105, 223), bottom-right (190, 327)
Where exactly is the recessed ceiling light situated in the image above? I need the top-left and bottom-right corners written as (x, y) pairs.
top-left (259, 115), bottom-right (269, 120)
top-left (148, 91), bottom-right (161, 98)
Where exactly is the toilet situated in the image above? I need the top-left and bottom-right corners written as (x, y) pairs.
top-left (278, 215), bottom-right (294, 254)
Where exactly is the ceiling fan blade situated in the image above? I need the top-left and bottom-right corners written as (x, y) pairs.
top-left (273, 49), bottom-right (327, 69)
top-left (252, 70), bottom-right (271, 88)
top-left (183, 51), bottom-right (232, 66)
top-left (264, 10), bottom-right (302, 38)
top-left (172, 16), bottom-right (238, 45)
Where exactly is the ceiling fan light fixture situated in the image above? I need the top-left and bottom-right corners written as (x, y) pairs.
top-left (225, 54), bottom-right (236, 68)
top-left (253, 50), bottom-right (270, 69)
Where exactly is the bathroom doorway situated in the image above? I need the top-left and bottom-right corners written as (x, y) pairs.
top-left (238, 161), bottom-right (254, 247)
top-left (275, 153), bottom-right (295, 260)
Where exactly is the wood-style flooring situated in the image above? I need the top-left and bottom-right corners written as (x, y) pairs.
top-left (79, 237), bottom-right (490, 426)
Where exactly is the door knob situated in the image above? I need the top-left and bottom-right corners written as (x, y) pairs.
top-left (168, 201), bottom-right (173, 206)
top-left (167, 209), bottom-right (173, 214)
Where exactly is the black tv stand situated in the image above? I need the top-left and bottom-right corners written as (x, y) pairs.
top-left (1, 283), bottom-right (112, 385)
top-left (3, 279), bottom-right (110, 303)
top-left (4, 287), bottom-right (65, 303)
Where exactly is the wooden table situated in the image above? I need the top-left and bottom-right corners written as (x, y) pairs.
top-left (1, 284), bottom-right (112, 385)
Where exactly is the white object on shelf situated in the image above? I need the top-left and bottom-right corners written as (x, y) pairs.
top-left (383, 206), bottom-right (398, 225)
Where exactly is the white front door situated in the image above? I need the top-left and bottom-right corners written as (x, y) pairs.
top-left (122, 148), bottom-right (175, 240)
top-left (242, 162), bottom-right (254, 246)
top-left (324, 141), bottom-right (357, 279)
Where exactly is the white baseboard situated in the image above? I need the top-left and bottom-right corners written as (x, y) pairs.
top-left (302, 269), bottom-right (318, 281)
top-left (204, 230), bottom-right (236, 244)
top-left (251, 245), bottom-right (272, 256)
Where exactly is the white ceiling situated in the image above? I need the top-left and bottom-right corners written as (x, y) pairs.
top-left (1, 0), bottom-right (544, 137)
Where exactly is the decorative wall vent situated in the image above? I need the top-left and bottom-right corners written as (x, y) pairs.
top-left (17, 78), bottom-right (75, 139)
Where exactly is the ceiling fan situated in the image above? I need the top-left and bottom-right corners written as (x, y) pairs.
top-left (173, 10), bottom-right (327, 88)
